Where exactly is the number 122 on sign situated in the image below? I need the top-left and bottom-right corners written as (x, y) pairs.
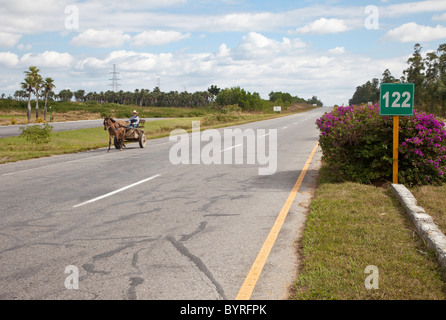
top-left (379, 83), bottom-right (414, 116)
top-left (382, 91), bottom-right (411, 108)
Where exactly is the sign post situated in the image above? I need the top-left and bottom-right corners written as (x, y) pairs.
top-left (273, 106), bottom-right (282, 113)
top-left (393, 115), bottom-right (399, 184)
top-left (379, 83), bottom-right (414, 184)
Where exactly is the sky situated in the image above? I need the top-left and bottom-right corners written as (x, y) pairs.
top-left (1, 0), bottom-right (446, 106)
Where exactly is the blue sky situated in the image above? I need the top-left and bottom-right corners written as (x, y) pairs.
top-left (1, 0), bottom-right (446, 106)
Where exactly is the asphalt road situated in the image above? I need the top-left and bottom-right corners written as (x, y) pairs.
top-left (0, 118), bottom-right (165, 137)
top-left (0, 108), bottom-right (328, 300)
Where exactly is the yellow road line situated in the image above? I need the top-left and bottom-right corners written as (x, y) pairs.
top-left (236, 142), bottom-right (319, 300)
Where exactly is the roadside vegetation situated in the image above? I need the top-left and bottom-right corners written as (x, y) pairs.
top-left (291, 165), bottom-right (446, 300)
top-left (316, 104), bottom-right (446, 186)
top-left (350, 43), bottom-right (446, 116)
top-left (293, 82), bottom-right (446, 299)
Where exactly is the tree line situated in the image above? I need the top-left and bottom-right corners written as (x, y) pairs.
top-left (14, 85), bottom-right (217, 112)
top-left (269, 91), bottom-right (323, 107)
top-left (10, 66), bottom-right (323, 123)
top-left (349, 43), bottom-right (446, 116)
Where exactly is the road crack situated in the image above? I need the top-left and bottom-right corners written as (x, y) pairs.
top-left (179, 221), bottom-right (207, 242)
top-left (127, 277), bottom-right (144, 300)
top-left (166, 235), bottom-right (226, 300)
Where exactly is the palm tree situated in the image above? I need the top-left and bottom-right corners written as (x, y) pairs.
top-left (140, 89), bottom-right (149, 106)
top-left (23, 66), bottom-right (42, 122)
top-left (34, 74), bottom-right (43, 119)
top-left (43, 77), bottom-right (56, 121)
top-left (21, 77), bottom-right (34, 123)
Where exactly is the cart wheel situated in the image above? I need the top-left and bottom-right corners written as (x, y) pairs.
top-left (139, 133), bottom-right (146, 148)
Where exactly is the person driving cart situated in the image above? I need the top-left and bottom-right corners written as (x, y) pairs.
top-left (128, 110), bottom-right (140, 128)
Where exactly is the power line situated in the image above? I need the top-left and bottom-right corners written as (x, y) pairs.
top-left (108, 64), bottom-right (121, 92)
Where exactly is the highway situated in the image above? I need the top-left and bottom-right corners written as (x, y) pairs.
top-left (0, 108), bottom-right (328, 300)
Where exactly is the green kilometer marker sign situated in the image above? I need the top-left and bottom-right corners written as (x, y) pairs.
top-left (379, 83), bottom-right (414, 116)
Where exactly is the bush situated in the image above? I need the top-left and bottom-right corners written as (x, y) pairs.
top-left (215, 87), bottom-right (264, 111)
top-left (316, 104), bottom-right (446, 186)
top-left (19, 123), bottom-right (53, 144)
top-left (220, 104), bottom-right (242, 114)
top-left (201, 113), bottom-right (244, 126)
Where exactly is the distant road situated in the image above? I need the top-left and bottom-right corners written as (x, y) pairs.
top-left (0, 118), bottom-right (165, 138)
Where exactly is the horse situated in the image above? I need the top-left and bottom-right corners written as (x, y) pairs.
top-left (103, 117), bottom-right (127, 152)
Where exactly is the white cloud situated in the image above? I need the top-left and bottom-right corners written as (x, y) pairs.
top-left (382, 1), bottom-right (446, 17)
top-left (20, 51), bottom-right (73, 68)
top-left (0, 52), bottom-right (19, 67)
top-left (1, 0), bottom-right (445, 37)
top-left (70, 29), bottom-right (190, 48)
top-left (0, 0), bottom-right (67, 34)
top-left (131, 31), bottom-right (190, 46)
top-left (205, 12), bottom-right (281, 32)
top-left (329, 47), bottom-right (346, 54)
top-left (383, 22), bottom-right (446, 43)
top-left (86, 0), bottom-right (187, 11)
top-left (17, 44), bottom-right (32, 51)
top-left (75, 50), bottom-right (177, 74)
top-left (70, 29), bottom-right (131, 48)
top-left (292, 18), bottom-right (350, 35)
top-left (433, 12), bottom-right (446, 21)
top-left (0, 32), bottom-right (22, 48)
top-left (232, 32), bottom-right (306, 60)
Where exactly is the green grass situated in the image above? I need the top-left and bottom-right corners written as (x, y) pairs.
top-left (291, 164), bottom-right (446, 300)
top-left (411, 184), bottom-right (446, 236)
top-left (0, 127), bottom-right (109, 163)
top-left (0, 118), bottom-right (200, 163)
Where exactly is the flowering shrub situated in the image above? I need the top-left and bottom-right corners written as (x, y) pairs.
top-left (316, 104), bottom-right (446, 185)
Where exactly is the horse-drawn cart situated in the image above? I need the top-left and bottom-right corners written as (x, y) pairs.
top-left (113, 119), bottom-right (147, 149)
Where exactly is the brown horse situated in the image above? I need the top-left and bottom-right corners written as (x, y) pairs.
top-left (103, 117), bottom-right (127, 152)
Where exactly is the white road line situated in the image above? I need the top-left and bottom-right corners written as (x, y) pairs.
top-left (217, 144), bottom-right (243, 154)
top-left (259, 133), bottom-right (271, 138)
top-left (2, 154), bottom-right (109, 176)
top-left (73, 174), bottom-right (161, 208)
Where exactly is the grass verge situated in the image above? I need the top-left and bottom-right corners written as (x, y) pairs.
top-left (0, 118), bottom-right (200, 163)
top-left (410, 184), bottom-right (446, 236)
top-left (0, 109), bottom-right (309, 164)
top-left (291, 164), bottom-right (446, 300)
